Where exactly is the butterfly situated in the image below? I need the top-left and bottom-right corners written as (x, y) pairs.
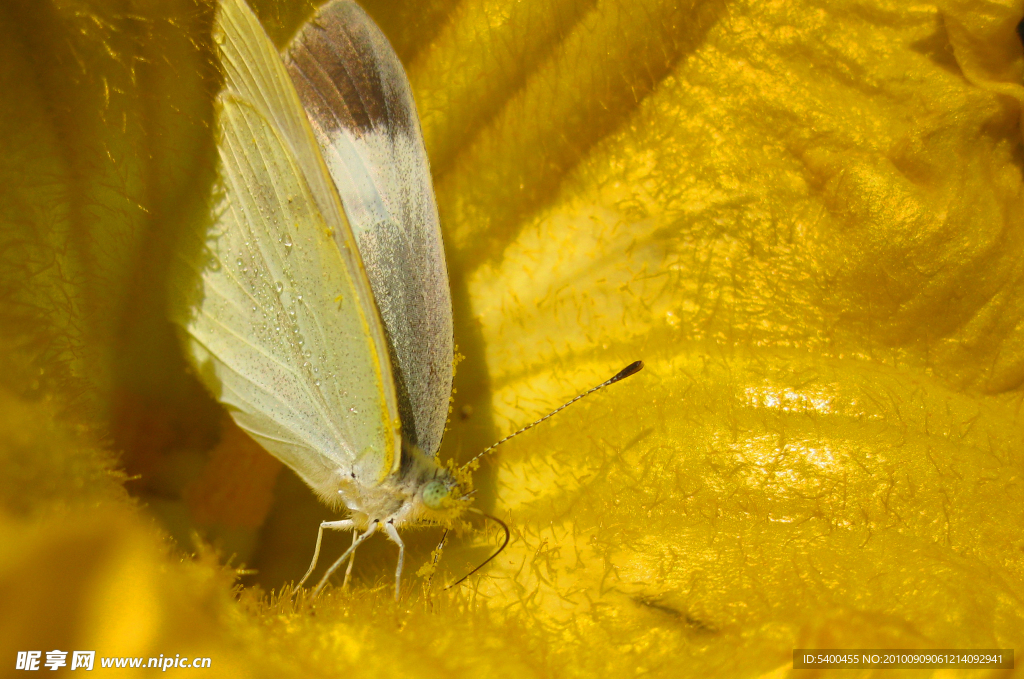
top-left (172, 0), bottom-right (641, 600)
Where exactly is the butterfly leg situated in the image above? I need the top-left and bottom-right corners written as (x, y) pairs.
top-left (293, 519), bottom-right (354, 595)
top-left (342, 530), bottom-right (358, 589)
top-left (383, 520), bottom-right (404, 601)
top-left (313, 521), bottom-right (378, 597)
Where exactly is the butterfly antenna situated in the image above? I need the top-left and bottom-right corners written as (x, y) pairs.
top-left (424, 528), bottom-right (449, 592)
top-left (445, 509), bottom-right (510, 591)
top-left (466, 361), bottom-right (644, 467)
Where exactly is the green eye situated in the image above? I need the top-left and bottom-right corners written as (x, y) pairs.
top-left (422, 480), bottom-right (449, 509)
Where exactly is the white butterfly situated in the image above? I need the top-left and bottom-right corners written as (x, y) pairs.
top-left (173, 0), bottom-right (641, 600)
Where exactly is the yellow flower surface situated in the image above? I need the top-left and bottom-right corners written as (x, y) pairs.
top-left (1, 0), bottom-right (1023, 677)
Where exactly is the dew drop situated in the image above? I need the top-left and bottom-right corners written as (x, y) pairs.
top-left (282, 232), bottom-right (293, 249)
top-left (275, 281), bottom-right (284, 294)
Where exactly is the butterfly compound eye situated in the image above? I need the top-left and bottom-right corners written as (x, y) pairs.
top-left (422, 480), bottom-right (450, 509)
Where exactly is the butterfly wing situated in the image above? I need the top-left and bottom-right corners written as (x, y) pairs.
top-left (284, 0), bottom-right (454, 459)
top-left (172, 0), bottom-right (402, 501)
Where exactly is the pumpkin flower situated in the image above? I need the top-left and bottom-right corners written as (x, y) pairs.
top-left (0, 0), bottom-right (1022, 676)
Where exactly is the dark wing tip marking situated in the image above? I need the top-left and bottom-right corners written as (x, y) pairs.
top-left (284, 0), bottom-right (414, 138)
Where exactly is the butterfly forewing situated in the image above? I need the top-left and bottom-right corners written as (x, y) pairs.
top-left (285, 0), bottom-right (454, 459)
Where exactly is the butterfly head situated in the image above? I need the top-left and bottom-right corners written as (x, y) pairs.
top-left (421, 479), bottom-right (454, 510)
top-left (418, 463), bottom-right (473, 517)
top-left (392, 445), bottom-right (475, 525)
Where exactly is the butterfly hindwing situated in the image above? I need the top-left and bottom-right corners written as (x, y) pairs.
top-left (172, 0), bottom-right (402, 498)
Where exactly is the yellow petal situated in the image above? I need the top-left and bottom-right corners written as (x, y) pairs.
top-left (2, 0), bottom-right (1023, 676)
